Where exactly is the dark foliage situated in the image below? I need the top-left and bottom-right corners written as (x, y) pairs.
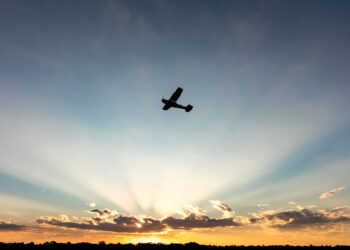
top-left (0, 242), bottom-right (348, 250)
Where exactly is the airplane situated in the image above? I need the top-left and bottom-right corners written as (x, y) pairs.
top-left (162, 87), bottom-right (193, 112)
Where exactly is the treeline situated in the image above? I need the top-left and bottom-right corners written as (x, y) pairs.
top-left (0, 242), bottom-right (348, 250)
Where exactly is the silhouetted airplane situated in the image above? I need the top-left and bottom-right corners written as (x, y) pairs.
top-left (162, 87), bottom-right (193, 112)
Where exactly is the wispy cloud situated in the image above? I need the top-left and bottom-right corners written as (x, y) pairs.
top-left (0, 220), bottom-right (26, 231)
top-left (319, 187), bottom-right (344, 199)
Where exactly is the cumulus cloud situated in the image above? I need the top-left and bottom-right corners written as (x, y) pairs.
top-left (319, 187), bottom-right (344, 199)
top-left (36, 214), bottom-right (165, 233)
top-left (0, 220), bottom-right (26, 231)
top-left (210, 200), bottom-right (235, 217)
top-left (250, 206), bottom-right (350, 230)
top-left (161, 202), bottom-right (241, 229)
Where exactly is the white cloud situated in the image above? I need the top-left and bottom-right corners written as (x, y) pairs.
top-left (319, 187), bottom-right (344, 199)
top-left (210, 200), bottom-right (235, 218)
top-left (86, 202), bottom-right (96, 208)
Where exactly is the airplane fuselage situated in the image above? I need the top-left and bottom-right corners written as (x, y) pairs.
top-left (162, 98), bottom-right (186, 109)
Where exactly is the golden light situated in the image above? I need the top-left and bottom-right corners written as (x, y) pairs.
top-left (131, 237), bottom-right (165, 244)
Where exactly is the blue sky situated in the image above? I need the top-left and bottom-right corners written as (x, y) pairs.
top-left (0, 0), bottom-right (350, 244)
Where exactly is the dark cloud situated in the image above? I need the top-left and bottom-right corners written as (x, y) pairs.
top-left (161, 213), bottom-right (242, 230)
top-left (36, 212), bottom-right (242, 233)
top-left (250, 207), bottom-right (350, 230)
top-left (0, 220), bottom-right (26, 231)
top-left (36, 214), bottom-right (165, 233)
top-left (88, 208), bottom-right (115, 217)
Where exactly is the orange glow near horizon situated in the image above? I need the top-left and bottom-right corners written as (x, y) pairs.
top-left (1, 226), bottom-right (350, 246)
top-left (130, 237), bottom-right (167, 244)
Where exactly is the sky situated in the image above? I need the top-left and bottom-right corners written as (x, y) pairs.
top-left (0, 0), bottom-right (350, 245)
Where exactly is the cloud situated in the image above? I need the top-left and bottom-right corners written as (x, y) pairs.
top-left (174, 204), bottom-right (206, 218)
top-left (36, 202), bottom-right (244, 233)
top-left (307, 205), bottom-right (317, 209)
top-left (287, 201), bottom-right (304, 210)
top-left (36, 214), bottom-right (165, 233)
top-left (183, 204), bottom-right (205, 216)
top-left (319, 187), bottom-right (344, 199)
top-left (209, 200), bottom-right (235, 217)
top-left (88, 208), bottom-right (117, 217)
top-left (250, 206), bottom-right (350, 230)
top-left (161, 214), bottom-right (242, 230)
top-left (0, 220), bottom-right (26, 231)
top-left (162, 202), bottom-right (241, 230)
top-left (86, 202), bottom-right (96, 208)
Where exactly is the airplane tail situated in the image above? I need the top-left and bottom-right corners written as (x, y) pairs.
top-left (185, 105), bottom-right (193, 112)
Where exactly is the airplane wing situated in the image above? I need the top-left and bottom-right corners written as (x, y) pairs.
top-left (162, 104), bottom-right (171, 110)
top-left (169, 87), bottom-right (183, 102)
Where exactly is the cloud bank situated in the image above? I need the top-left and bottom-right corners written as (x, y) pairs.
top-left (35, 201), bottom-right (350, 234)
top-left (0, 220), bottom-right (26, 231)
top-left (37, 201), bottom-right (242, 233)
top-left (162, 214), bottom-right (241, 230)
top-left (250, 206), bottom-right (350, 230)
top-left (36, 212), bottom-right (165, 233)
